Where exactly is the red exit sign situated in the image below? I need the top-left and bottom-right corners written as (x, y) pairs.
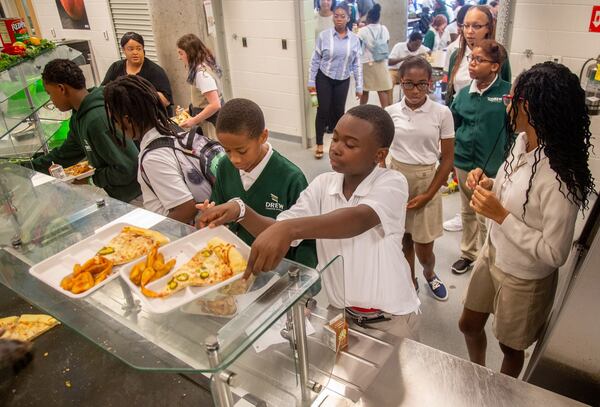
top-left (590, 5), bottom-right (600, 32)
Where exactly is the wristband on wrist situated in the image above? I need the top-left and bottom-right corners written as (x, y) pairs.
top-left (228, 198), bottom-right (245, 222)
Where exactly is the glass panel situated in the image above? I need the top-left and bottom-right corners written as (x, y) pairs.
top-left (0, 45), bottom-right (83, 141)
top-left (0, 164), bottom-right (325, 374)
top-left (225, 256), bottom-right (345, 406)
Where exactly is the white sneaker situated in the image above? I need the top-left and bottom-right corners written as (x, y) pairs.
top-left (443, 213), bottom-right (462, 232)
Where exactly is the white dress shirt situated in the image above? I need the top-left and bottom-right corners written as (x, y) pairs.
top-left (239, 143), bottom-right (273, 191)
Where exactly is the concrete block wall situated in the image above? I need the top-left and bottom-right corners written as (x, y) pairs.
top-left (221, 0), bottom-right (303, 140)
top-left (147, 0), bottom-right (218, 112)
top-left (509, 0), bottom-right (600, 186)
top-left (303, 0), bottom-right (317, 146)
top-left (30, 0), bottom-right (120, 79)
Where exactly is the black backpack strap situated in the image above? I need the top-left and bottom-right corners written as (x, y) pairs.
top-left (139, 137), bottom-right (177, 195)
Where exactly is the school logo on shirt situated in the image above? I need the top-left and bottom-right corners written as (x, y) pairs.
top-left (83, 139), bottom-right (92, 152)
top-left (265, 193), bottom-right (284, 211)
top-left (487, 97), bottom-right (503, 103)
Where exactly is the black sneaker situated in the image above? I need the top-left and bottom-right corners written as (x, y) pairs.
top-left (451, 258), bottom-right (473, 274)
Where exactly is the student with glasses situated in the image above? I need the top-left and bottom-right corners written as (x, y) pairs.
top-left (385, 56), bottom-right (455, 301)
top-left (449, 39), bottom-right (511, 275)
top-left (446, 5), bottom-right (510, 105)
top-left (102, 32), bottom-right (173, 115)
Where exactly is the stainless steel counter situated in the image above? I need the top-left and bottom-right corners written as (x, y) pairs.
top-left (310, 319), bottom-right (585, 407)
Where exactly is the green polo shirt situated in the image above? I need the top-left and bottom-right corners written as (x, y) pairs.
top-left (210, 150), bottom-right (318, 268)
top-left (450, 76), bottom-right (512, 177)
top-left (446, 50), bottom-right (511, 105)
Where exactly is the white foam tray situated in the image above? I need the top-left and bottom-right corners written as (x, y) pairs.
top-left (60, 167), bottom-right (95, 183)
top-left (29, 223), bottom-right (152, 299)
top-left (119, 225), bottom-right (250, 314)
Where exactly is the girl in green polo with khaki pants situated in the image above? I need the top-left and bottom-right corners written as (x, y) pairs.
top-left (450, 40), bottom-right (511, 275)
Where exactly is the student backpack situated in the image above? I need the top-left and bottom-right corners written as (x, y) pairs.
top-left (366, 25), bottom-right (389, 62)
top-left (139, 126), bottom-right (225, 197)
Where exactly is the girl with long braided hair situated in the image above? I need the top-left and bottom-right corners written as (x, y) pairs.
top-left (458, 62), bottom-right (595, 378)
top-left (104, 75), bottom-right (214, 224)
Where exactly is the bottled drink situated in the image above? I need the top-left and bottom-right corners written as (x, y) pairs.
top-left (49, 162), bottom-right (66, 179)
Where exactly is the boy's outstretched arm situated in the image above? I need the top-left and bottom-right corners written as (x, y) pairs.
top-left (243, 205), bottom-right (380, 278)
top-left (196, 200), bottom-right (276, 237)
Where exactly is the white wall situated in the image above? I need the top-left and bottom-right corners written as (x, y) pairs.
top-left (221, 0), bottom-right (303, 140)
top-left (30, 0), bottom-right (120, 79)
top-left (510, 0), bottom-right (600, 186)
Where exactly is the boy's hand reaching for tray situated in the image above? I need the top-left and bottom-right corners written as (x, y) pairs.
top-left (243, 221), bottom-right (293, 279)
top-left (196, 201), bottom-right (238, 229)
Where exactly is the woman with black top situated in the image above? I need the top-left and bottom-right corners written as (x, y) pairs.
top-left (102, 32), bottom-right (173, 115)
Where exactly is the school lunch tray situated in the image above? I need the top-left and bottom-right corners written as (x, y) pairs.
top-left (28, 223), bottom-right (163, 299)
top-left (60, 167), bottom-right (95, 183)
top-left (119, 225), bottom-right (250, 314)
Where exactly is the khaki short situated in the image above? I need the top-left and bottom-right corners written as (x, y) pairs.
top-left (389, 69), bottom-right (401, 85)
top-left (389, 158), bottom-right (443, 244)
top-left (464, 241), bottom-right (558, 350)
top-left (363, 61), bottom-right (393, 91)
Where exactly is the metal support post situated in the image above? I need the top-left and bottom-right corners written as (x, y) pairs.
top-left (289, 266), bottom-right (310, 401)
top-left (205, 335), bottom-right (235, 407)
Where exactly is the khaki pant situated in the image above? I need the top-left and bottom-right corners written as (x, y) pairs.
top-left (456, 168), bottom-right (487, 261)
top-left (372, 312), bottom-right (421, 341)
top-left (387, 69), bottom-right (402, 105)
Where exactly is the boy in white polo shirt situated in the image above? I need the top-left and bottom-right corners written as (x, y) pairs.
top-left (199, 104), bottom-right (421, 338)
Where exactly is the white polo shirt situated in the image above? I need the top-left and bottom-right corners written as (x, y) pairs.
top-left (386, 97), bottom-right (454, 165)
top-left (139, 128), bottom-right (208, 216)
top-left (277, 167), bottom-right (421, 315)
top-left (388, 42), bottom-right (431, 70)
top-left (358, 24), bottom-right (391, 64)
top-left (489, 133), bottom-right (580, 280)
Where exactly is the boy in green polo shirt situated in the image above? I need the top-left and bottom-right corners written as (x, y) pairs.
top-left (32, 59), bottom-right (140, 203)
top-left (205, 98), bottom-right (317, 268)
top-left (450, 40), bottom-right (511, 275)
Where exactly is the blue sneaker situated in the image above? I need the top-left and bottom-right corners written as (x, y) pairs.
top-left (426, 276), bottom-right (448, 301)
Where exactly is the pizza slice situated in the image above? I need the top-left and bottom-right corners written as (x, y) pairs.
top-left (64, 161), bottom-right (92, 177)
top-left (1, 314), bottom-right (60, 342)
top-left (99, 226), bottom-right (169, 265)
top-left (171, 108), bottom-right (191, 125)
top-left (0, 316), bottom-right (18, 335)
top-left (141, 238), bottom-right (246, 298)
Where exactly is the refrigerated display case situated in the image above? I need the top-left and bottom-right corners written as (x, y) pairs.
top-left (0, 45), bottom-right (86, 166)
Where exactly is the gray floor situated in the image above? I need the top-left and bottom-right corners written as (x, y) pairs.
top-left (269, 136), bottom-right (515, 373)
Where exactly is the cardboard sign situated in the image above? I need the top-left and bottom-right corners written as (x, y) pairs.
top-left (590, 5), bottom-right (600, 33)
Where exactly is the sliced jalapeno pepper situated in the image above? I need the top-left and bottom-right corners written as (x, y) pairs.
top-left (168, 279), bottom-right (178, 290)
top-left (176, 273), bottom-right (189, 282)
top-left (97, 246), bottom-right (115, 255)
